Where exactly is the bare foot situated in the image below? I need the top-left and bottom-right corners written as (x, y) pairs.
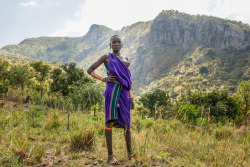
top-left (107, 156), bottom-right (119, 165)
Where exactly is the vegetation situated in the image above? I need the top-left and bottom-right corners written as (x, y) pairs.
top-left (141, 47), bottom-right (250, 99)
top-left (0, 102), bottom-right (248, 166)
top-left (0, 55), bottom-right (249, 166)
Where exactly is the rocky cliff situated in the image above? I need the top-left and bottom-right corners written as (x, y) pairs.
top-left (0, 10), bottom-right (249, 94)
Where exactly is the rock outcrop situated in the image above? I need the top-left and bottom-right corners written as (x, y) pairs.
top-left (0, 10), bottom-right (249, 89)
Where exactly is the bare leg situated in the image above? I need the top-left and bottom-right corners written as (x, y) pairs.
top-left (105, 121), bottom-right (119, 165)
top-left (124, 127), bottom-right (132, 160)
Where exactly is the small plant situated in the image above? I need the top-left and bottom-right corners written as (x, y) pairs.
top-left (55, 146), bottom-right (61, 155)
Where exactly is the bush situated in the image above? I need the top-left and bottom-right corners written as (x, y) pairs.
top-left (199, 66), bottom-right (209, 74)
top-left (184, 90), bottom-right (240, 122)
top-left (69, 83), bottom-right (104, 110)
top-left (179, 104), bottom-right (202, 124)
top-left (206, 48), bottom-right (216, 58)
top-left (139, 89), bottom-right (170, 117)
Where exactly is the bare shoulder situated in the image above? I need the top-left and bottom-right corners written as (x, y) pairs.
top-left (102, 54), bottom-right (110, 59)
top-left (100, 54), bottom-right (110, 61)
top-left (99, 54), bottom-right (110, 65)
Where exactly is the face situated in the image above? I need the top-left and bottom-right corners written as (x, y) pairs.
top-left (110, 37), bottom-right (122, 52)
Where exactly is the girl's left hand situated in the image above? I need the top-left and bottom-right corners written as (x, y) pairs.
top-left (129, 98), bottom-right (134, 110)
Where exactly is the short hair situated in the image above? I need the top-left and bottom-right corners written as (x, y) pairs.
top-left (110, 35), bottom-right (121, 43)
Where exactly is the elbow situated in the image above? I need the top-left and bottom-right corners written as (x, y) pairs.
top-left (87, 68), bottom-right (92, 75)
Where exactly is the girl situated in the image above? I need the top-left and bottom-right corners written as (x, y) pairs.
top-left (87, 35), bottom-right (134, 165)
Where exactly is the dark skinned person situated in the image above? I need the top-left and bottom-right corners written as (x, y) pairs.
top-left (87, 35), bottom-right (134, 165)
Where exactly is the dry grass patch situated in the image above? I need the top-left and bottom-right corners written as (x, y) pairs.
top-left (70, 129), bottom-right (95, 151)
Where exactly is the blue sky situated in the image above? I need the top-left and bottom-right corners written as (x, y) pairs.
top-left (0, 0), bottom-right (249, 48)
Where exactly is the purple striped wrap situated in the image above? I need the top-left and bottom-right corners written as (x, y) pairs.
top-left (104, 53), bottom-right (132, 128)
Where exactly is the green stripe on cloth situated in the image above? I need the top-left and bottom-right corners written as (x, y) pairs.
top-left (105, 62), bottom-right (123, 120)
top-left (110, 83), bottom-right (121, 120)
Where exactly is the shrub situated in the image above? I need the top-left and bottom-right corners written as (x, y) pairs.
top-left (199, 66), bottom-right (209, 74)
top-left (181, 91), bottom-right (241, 121)
top-left (179, 104), bottom-right (202, 124)
top-left (205, 48), bottom-right (216, 57)
top-left (69, 83), bottom-right (104, 110)
top-left (139, 89), bottom-right (170, 117)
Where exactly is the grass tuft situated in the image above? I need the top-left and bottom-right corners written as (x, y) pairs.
top-left (45, 112), bottom-right (60, 130)
top-left (70, 129), bottom-right (95, 151)
top-left (214, 126), bottom-right (233, 140)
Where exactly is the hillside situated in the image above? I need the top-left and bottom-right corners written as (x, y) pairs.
top-left (0, 10), bottom-right (249, 96)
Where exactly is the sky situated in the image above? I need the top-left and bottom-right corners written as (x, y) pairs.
top-left (0, 0), bottom-right (250, 48)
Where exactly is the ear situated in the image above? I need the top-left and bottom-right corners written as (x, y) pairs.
top-left (109, 43), bottom-right (111, 49)
top-left (121, 43), bottom-right (123, 47)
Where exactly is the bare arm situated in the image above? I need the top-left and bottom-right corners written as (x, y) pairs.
top-left (87, 54), bottom-right (109, 82)
top-left (129, 89), bottom-right (133, 98)
top-left (129, 89), bottom-right (134, 109)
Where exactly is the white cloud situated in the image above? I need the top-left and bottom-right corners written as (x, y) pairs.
top-left (50, 0), bottom-right (250, 37)
top-left (48, 1), bottom-right (63, 6)
top-left (20, 1), bottom-right (38, 7)
top-left (207, 0), bottom-right (250, 24)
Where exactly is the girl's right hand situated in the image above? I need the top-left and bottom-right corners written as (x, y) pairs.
top-left (103, 74), bottom-right (116, 82)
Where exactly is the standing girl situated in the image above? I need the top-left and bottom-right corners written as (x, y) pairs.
top-left (87, 35), bottom-right (134, 165)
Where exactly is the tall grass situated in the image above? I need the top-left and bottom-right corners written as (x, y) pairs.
top-left (0, 104), bottom-right (248, 166)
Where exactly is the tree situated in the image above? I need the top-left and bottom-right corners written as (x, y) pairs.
top-left (62, 62), bottom-right (91, 86)
top-left (50, 68), bottom-right (69, 96)
top-left (139, 89), bottom-right (170, 117)
top-left (30, 61), bottom-right (51, 98)
top-left (0, 59), bottom-right (10, 99)
top-left (10, 65), bottom-right (30, 90)
top-left (238, 80), bottom-right (250, 111)
top-left (50, 62), bottom-right (93, 96)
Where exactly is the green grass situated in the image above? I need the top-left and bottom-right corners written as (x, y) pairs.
top-left (0, 104), bottom-right (248, 166)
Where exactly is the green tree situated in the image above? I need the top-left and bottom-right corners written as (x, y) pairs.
top-left (238, 80), bottom-right (250, 111)
top-left (30, 61), bottom-right (51, 98)
top-left (9, 65), bottom-right (30, 90)
top-left (62, 62), bottom-right (91, 86)
top-left (0, 59), bottom-right (10, 99)
top-left (50, 62), bottom-right (92, 96)
top-left (50, 68), bottom-right (69, 96)
top-left (139, 89), bottom-right (170, 117)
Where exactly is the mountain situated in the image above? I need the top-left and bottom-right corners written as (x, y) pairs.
top-left (0, 10), bottom-right (249, 96)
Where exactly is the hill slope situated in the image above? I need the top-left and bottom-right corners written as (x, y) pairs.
top-left (1, 10), bottom-right (249, 96)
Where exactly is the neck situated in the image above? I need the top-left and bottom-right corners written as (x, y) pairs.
top-left (112, 51), bottom-right (120, 56)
